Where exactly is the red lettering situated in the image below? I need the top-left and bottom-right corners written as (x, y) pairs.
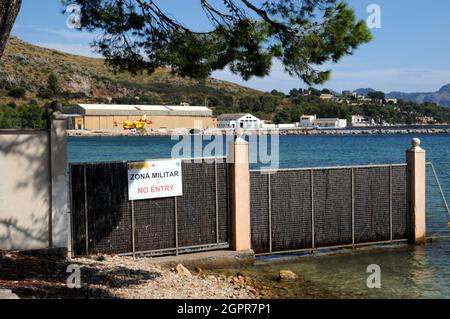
top-left (147, 185), bottom-right (176, 193)
top-left (138, 187), bottom-right (149, 193)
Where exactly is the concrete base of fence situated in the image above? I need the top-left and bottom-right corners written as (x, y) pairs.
top-left (145, 250), bottom-right (255, 270)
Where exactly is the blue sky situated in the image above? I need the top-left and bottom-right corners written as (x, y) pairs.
top-left (11, 0), bottom-right (450, 93)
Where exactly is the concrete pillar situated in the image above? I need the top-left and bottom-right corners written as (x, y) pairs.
top-left (228, 136), bottom-right (251, 251)
top-left (50, 113), bottom-right (70, 250)
top-left (406, 138), bottom-right (426, 245)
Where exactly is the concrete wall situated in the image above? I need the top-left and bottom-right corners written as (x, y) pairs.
top-left (51, 116), bottom-right (70, 249)
top-left (82, 115), bottom-right (216, 131)
top-left (0, 131), bottom-right (51, 250)
top-left (0, 116), bottom-right (69, 251)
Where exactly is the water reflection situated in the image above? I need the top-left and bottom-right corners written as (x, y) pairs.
top-left (213, 243), bottom-right (450, 299)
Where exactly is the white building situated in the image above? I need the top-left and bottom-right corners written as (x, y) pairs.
top-left (300, 115), bottom-right (317, 127)
top-left (320, 93), bottom-right (334, 100)
top-left (352, 115), bottom-right (375, 126)
top-left (342, 91), bottom-right (357, 98)
top-left (357, 95), bottom-right (372, 102)
top-left (386, 98), bottom-right (398, 104)
top-left (300, 114), bottom-right (347, 129)
top-left (314, 118), bottom-right (347, 128)
top-left (261, 120), bottom-right (277, 129)
top-left (277, 123), bottom-right (299, 129)
top-left (217, 113), bottom-right (262, 129)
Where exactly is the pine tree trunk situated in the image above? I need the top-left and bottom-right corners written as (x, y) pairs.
top-left (0, 0), bottom-right (22, 59)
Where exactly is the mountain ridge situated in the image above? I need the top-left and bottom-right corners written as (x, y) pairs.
top-left (353, 85), bottom-right (450, 107)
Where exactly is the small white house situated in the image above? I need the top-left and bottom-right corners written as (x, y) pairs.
top-left (320, 93), bottom-right (334, 100)
top-left (300, 115), bottom-right (317, 127)
top-left (352, 115), bottom-right (375, 126)
top-left (386, 98), bottom-right (398, 104)
top-left (314, 118), bottom-right (347, 128)
top-left (300, 114), bottom-right (347, 128)
top-left (261, 120), bottom-right (277, 129)
top-left (217, 113), bottom-right (262, 129)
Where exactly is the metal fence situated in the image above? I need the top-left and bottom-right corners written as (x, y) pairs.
top-left (70, 158), bottom-right (231, 257)
top-left (250, 164), bottom-right (409, 254)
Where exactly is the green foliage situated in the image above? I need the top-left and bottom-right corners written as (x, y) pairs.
top-left (368, 91), bottom-right (385, 100)
top-left (67, 0), bottom-right (371, 84)
top-left (47, 73), bottom-right (61, 95)
top-left (309, 88), bottom-right (322, 96)
top-left (38, 88), bottom-right (54, 99)
top-left (18, 104), bottom-right (45, 128)
top-left (8, 87), bottom-right (26, 98)
top-left (0, 103), bottom-right (45, 129)
top-left (0, 104), bottom-right (20, 128)
top-left (272, 94), bottom-right (450, 125)
top-left (37, 73), bottom-right (61, 99)
top-left (274, 108), bottom-right (292, 124)
top-left (289, 88), bottom-right (300, 98)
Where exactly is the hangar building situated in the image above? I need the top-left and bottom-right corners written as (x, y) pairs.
top-left (64, 104), bottom-right (216, 131)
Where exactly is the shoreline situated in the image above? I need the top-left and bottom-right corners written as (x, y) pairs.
top-left (0, 251), bottom-right (261, 299)
top-left (67, 127), bottom-right (450, 137)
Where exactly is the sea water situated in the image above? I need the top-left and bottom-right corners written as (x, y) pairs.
top-left (68, 133), bottom-right (450, 298)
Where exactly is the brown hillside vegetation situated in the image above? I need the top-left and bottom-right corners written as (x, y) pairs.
top-left (0, 37), bottom-right (263, 109)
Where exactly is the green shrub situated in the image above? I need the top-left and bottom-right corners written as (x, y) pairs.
top-left (38, 87), bottom-right (54, 99)
top-left (0, 104), bottom-right (20, 128)
top-left (8, 87), bottom-right (26, 98)
top-left (18, 104), bottom-right (45, 128)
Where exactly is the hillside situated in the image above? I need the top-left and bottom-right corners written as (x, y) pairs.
top-left (387, 84), bottom-right (450, 107)
top-left (0, 37), bottom-right (262, 108)
top-left (354, 85), bottom-right (450, 107)
top-left (2, 37), bottom-right (450, 129)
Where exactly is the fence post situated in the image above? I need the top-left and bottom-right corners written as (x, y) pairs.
top-left (50, 113), bottom-right (70, 252)
top-left (228, 135), bottom-right (251, 251)
top-left (406, 138), bottom-right (426, 245)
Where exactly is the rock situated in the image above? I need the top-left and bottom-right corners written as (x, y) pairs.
top-left (246, 285), bottom-right (257, 295)
top-left (195, 267), bottom-right (203, 275)
top-left (279, 270), bottom-right (298, 281)
top-left (176, 264), bottom-right (192, 277)
top-left (0, 289), bottom-right (19, 299)
top-left (93, 254), bottom-right (106, 262)
top-left (230, 275), bottom-right (246, 286)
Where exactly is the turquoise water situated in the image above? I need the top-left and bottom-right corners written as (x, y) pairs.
top-left (68, 134), bottom-right (450, 169)
top-left (68, 134), bottom-right (450, 298)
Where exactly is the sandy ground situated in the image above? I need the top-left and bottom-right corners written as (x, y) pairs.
top-left (0, 251), bottom-right (264, 299)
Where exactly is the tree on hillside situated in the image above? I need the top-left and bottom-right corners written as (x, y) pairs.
top-left (38, 73), bottom-right (61, 99)
top-left (0, 0), bottom-right (22, 59)
top-left (289, 88), bottom-right (300, 98)
top-left (368, 91), bottom-right (385, 101)
top-left (63, 0), bottom-right (371, 85)
top-left (309, 87), bottom-right (322, 96)
top-left (47, 73), bottom-right (61, 95)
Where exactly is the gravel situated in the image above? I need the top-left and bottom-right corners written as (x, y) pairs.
top-left (0, 251), bottom-right (258, 299)
top-left (75, 255), bottom-right (257, 299)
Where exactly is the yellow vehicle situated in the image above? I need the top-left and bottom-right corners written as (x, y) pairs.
top-left (114, 115), bottom-right (152, 130)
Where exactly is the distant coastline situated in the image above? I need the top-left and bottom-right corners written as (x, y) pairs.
top-left (67, 126), bottom-right (450, 137)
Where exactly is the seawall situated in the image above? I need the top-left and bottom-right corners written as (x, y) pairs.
top-left (67, 128), bottom-right (450, 137)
